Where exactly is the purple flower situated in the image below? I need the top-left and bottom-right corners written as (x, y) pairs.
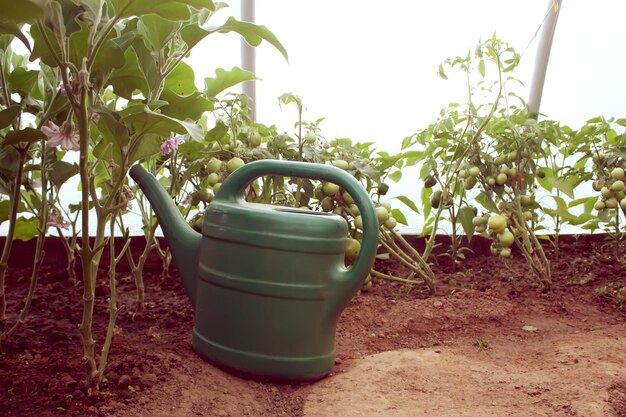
top-left (161, 135), bottom-right (185, 155)
top-left (42, 122), bottom-right (80, 152)
top-left (47, 212), bottom-right (69, 230)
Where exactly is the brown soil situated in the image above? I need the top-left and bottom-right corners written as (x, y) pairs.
top-left (1, 235), bottom-right (625, 417)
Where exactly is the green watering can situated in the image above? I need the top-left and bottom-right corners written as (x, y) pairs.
top-left (129, 160), bottom-right (378, 381)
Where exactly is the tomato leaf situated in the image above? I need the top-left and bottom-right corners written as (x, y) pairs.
top-left (391, 208), bottom-right (407, 225)
top-left (393, 195), bottom-right (419, 214)
top-left (0, 105), bottom-right (21, 129)
top-left (458, 206), bottom-right (476, 240)
top-left (14, 216), bottom-right (39, 241)
top-left (4, 127), bottom-right (46, 145)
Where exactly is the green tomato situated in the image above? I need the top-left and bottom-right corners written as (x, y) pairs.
top-left (314, 185), bottom-right (325, 200)
top-left (384, 217), bottom-right (397, 230)
top-left (487, 177), bottom-right (496, 187)
top-left (378, 183), bottom-right (390, 195)
top-left (304, 132), bottom-right (317, 144)
top-left (507, 151), bottom-right (517, 163)
top-left (610, 180), bottom-right (625, 192)
top-left (345, 238), bottom-right (361, 259)
top-left (472, 216), bottom-right (484, 226)
top-left (348, 204), bottom-right (359, 216)
top-left (380, 201), bottom-right (392, 212)
top-left (621, 197), bottom-right (626, 210)
top-left (498, 230), bottom-right (515, 248)
top-left (611, 167), bottom-right (625, 180)
top-left (249, 132), bottom-right (262, 147)
top-left (323, 182), bottom-right (340, 196)
top-left (227, 157), bottom-right (245, 173)
top-left (601, 187), bottom-right (612, 199)
top-left (488, 215), bottom-right (508, 233)
top-left (198, 189), bottom-right (211, 203)
top-left (430, 190), bottom-right (442, 209)
top-left (496, 173), bottom-right (508, 185)
top-left (468, 166), bottom-right (480, 177)
top-left (212, 182), bottom-right (222, 194)
top-left (332, 160), bottom-right (350, 170)
top-left (594, 200), bottom-right (606, 211)
top-left (464, 176), bottom-right (477, 190)
top-left (207, 157), bottom-right (222, 173)
top-left (342, 191), bottom-right (355, 205)
top-left (354, 215), bottom-right (363, 229)
top-left (207, 172), bottom-right (220, 186)
top-left (605, 197), bottom-right (619, 209)
top-left (321, 197), bottom-right (335, 212)
top-left (424, 175), bottom-right (437, 188)
top-left (375, 206), bottom-right (390, 224)
top-left (520, 195), bottom-right (533, 207)
top-left (500, 247), bottom-right (512, 258)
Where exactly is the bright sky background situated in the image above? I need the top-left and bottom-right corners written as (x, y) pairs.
top-left (191, 1), bottom-right (626, 149)
top-left (185, 1), bottom-right (626, 232)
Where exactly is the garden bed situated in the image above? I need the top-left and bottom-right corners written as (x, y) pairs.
top-left (1, 234), bottom-right (625, 416)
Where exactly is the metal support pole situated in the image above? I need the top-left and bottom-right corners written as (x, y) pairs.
top-left (527, 0), bottom-right (563, 120)
top-left (241, 0), bottom-right (256, 122)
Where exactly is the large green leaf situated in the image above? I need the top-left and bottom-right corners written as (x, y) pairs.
top-left (0, 19), bottom-right (31, 50)
top-left (29, 24), bottom-right (61, 67)
top-left (0, 0), bottom-right (46, 23)
top-left (164, 61), bottom-right (198, 95)
top-left (137, 14), bottom-right (181, 51)
top-left (458, 206), bottom-right (476, 239)
top-left (13, 216), bottom-right (39, 241)
top-left (159, 89), bottom-right (213, 120)
top-left (0, 105), bottom-right (21, 129)
top-left (204, 67), bottom-right (256, 98)
top-left (69, 21), bottom-right (125, 72)
top-left (108, 0), bottom-right (215, 20)
top-left (0, 199), bottom-right (26, 223)
top-left (49, 160), bottom-right (79, 188)
top-left (97, 111), bottom-right (131, 148)
top-left (9, 67), bottom-right (41, 100)
top-left (127, 133), bottom-right (161, 164)
top-left (552, 177), bottom-right (575, 199)
top-left (569, 196), bottom-right (597, 214)
top-left (4, 127), bottom-right (46, 145)
top-left (475, 191), bottom-right (498, 213)
top-left (206, 17), bottom-right (288, 61)
top-left (122, 106), bottom-right (203, 141)
top-left (107, 47), bottom-right (149, 99)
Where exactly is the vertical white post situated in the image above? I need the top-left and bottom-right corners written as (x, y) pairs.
top-left (528, 0), bottom-right (563, 120)
top-left (241, 0), bottom-right (256, 122)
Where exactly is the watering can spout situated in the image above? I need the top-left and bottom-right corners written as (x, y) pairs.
top-left (129, 164), bottom-right (202, 305)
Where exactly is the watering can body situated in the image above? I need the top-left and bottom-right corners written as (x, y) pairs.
top-left (130, 160), bottom-right (378, 381)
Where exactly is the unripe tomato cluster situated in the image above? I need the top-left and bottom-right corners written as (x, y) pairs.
top-left (593, 166), bottom-right (626, 211)
top-left (486, 214), bottom-right (514, 258)
top-left (188, 156), bottom-right (247, 208)
top-left (458, 164), bottom-right (481, 190)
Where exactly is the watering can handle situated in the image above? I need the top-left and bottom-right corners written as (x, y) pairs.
top-left (216, 159), bottom-right (379, 290)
